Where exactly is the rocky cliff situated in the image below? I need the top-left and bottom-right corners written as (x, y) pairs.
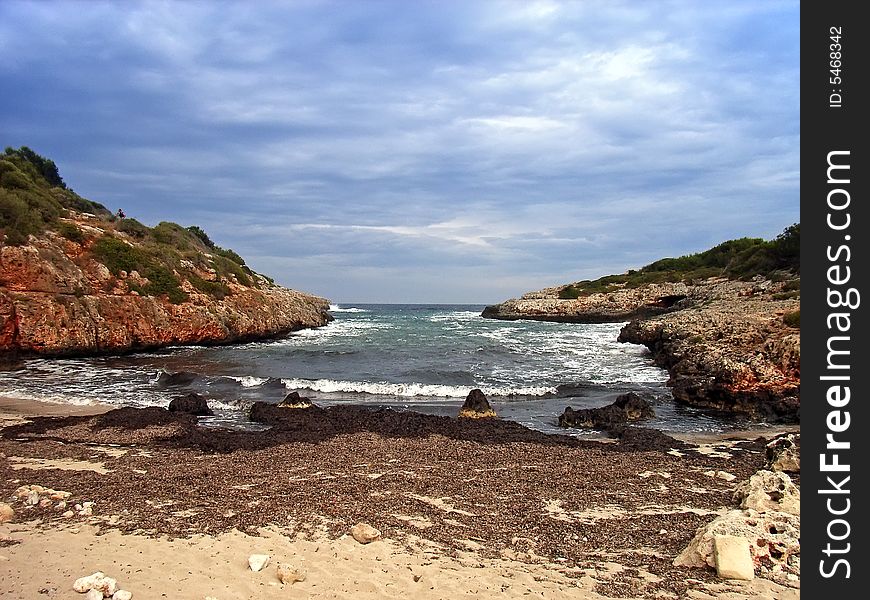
top-left (0, 212), bottom-right (332, 361)
top-left (483, 256), bottom-right (800, 422)
top-left (0, 148), bottom-right (331, 361)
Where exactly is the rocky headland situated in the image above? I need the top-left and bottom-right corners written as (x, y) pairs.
top-left (0, 147), bottom-right (331, 361)
top-left (482, 232), bottom-right (800, 422)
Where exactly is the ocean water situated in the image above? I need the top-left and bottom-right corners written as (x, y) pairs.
top-left (0, 304), bottom-right (753, 435)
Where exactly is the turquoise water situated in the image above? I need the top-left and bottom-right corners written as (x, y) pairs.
top-left (0, 304), bottom-right (748, 435)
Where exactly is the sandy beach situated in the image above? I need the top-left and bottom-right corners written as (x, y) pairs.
top-left (0, 397), bottom-right (799, 599)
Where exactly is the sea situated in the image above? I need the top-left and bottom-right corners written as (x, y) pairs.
top-left (0, 304), bottom-right (757, 436)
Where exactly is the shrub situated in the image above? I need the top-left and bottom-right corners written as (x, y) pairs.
top-left (214, 245), bottom-right (246, 266)
top-left (0, 189), bottom-right (41, 245)
top-left (188, 273), bottom-right (230, 299)
top-left (91, 235), bottom-right (145, 274)
top-left (118, 218), bottom-right (150, 239)
top-left (57, 222), bottom-right (85, 243)
top-left (152, 221), bottom-right (199, 250)
top-left (783, 310), bottom-right (800, 328)
top-left (142, 264), bottom-right (188, 304)
top-left (186, 225), bottom-right (214, 248)
top-left (213, 255), bottom-right (252, 286)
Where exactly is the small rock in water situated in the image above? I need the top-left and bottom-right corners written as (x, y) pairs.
top-left (351, 523), bottom-right (382, 544)
top-left (248, 554), bottom-right (270, 572)
top-left (278, 391), bottom-right (312, 409)
top-left (277, 563), bottom-right (306, 584)
top-left (458, 389), bottom-right (496, 419)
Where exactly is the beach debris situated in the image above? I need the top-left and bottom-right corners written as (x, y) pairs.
top-left (248, 554), bottom-right (270, 572)
top-left (674, 508), bottom-right (800, 577)
top-left (73, 571), bottom-right (118, 596)
top-left (112, 590), bottom-right (133, 600)
top-left (0, 502), bottom-right (14, 523)
top-left (733, 470), bottom-right (799, 515)
top-left (351, 522), bottom-right (382, 544)
top-left (713, 535), bottom-right (755, 580)
top-left (277, 563), bottom-right (306, 584)
top-left (278, 391), bottom-right (312, 409)
top-left (558, 392), bottom-right (654, 431)
top-left (765, 433), bottom-right (800, 473)
top-left (168, 393), bottom-right (214, 416)
top-left (458, 389), bottom-right (496, 419)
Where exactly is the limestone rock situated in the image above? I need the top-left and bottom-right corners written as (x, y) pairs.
top-left (675, 509), bottom-right (799, 575)
top-left (168, 393), bottom-right (214, 416)
top-left (73, 572), bottom-right (117, 596)
top-left (85, 590), bottom-right (104, 600)
top-left (0, 502), bottom-right (14, 523)
top-left (277, 563), bottom-right (306, 584)
top-left (351, 522), bottom-right (382, 544)
top-left (766, 433), bottom-right (800, 473)
top-left (713, 535), bottom-right (755, 580)
top-left (248, 554), bottom-right (270, 572)
top-left (458, 389), bottom-right (496, 419)
top-left (278, 391), bottom-right (312, 409)
top-left (734, 470), bottom-right (800, 515)
top-left (112, 590), bottom-right (133, 600)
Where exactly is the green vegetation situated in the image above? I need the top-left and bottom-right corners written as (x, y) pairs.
top-left (559, 225), bottom-right (800, 299)
top-left (1, 146), bottom-right (269, 303)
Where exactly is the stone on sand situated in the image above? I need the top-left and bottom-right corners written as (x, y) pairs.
top-left (713, 535), bottom-right (755, 580)
top-left (73, 571), bottom-right (117, 596)
top-left (168, 393), bottom-right (214, 416)
top-left (112, 590), bottom-right (133, 600)
top-left (248, 554), bottom-right (270, 572)
top-left (85, 589), bottom-right (103, 600)
top-left (277, 563), bottom-right (306, 584)
top-left (351, 522), bottom-right (382, 544)
top-left (0, 502), bottom-right (14, 523)
top-left (766, 433), bottom-right (800, 473)
top-left (733, 469), bottom-right (800, 515)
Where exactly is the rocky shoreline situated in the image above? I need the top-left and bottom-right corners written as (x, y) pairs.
top-left (484, 277), bottom-right (800, 422)
top-left (0, 213), bottom-right (332, 362)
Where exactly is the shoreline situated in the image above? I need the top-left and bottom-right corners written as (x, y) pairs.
top-left (0, 398), bottom-right (799, 599)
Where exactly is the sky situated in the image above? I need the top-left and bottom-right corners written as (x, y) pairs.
top-left (0, 0), bottom-right (799, 304)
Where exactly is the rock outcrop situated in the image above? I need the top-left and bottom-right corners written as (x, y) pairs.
top-left (168, 393), bottom-right (214, 416)
top-left (0, 213), bottom-right (332, 360)
top-left (558, 392), bottom-right (654, 431)
top-left (458, 389), bottom-right (497, 418)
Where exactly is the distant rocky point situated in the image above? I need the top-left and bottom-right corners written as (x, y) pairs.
top-left (0, 146), bottom-right (331, 361)
top-left (483, 229), bottom-right (800, 421)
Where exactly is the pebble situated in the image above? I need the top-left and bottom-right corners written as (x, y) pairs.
top-left (277, 563), bottom-right (306, 584)
top-left (351, 523), bottom-right (381, 544)
top-left (248, 554), bottom-right (270, 572)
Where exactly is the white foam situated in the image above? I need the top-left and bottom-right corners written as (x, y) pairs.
top-left (227, 375), bottom-right (269, 387)
top-left (280, 378), bottom-right (555, 399)
top-left (328, 304), bottom-right (369, 313)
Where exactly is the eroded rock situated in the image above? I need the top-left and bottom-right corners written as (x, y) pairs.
top-left (766, 433), bottom-right (800, 473)
top-left (559, 392), bottom-right (654, 431)
top-left (248, 554), bottom-right (270, 572)
top-left (0, 502), bottom-right (14, 523)
top-left (351, 522), bottom-right (382, 544)
top-left (713, 535), bottom-right (755, 580)
top-left (168, 393), bottom-right (214, 416)
top-left (458, 389), bottom-right (496, 419)
top-left (278, 391), bottom-right (312, 409)
top-left (734, 470), bottom-right (800, 515)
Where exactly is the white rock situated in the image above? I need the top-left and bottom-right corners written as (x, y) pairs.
top-left (26, 490), bottom-right (40, 505)
top-left (715, 471), bottom-right (737, 482)
top-left (713, 535), bottom-right (755, 580)
top-left (766, 434), bottom-right (800, 473)
top-left (113, 590), bottom-right (133, 600)
top-left (675, 509), bottom-right (799, 572)
top-left (351, 523), bottom-right (381, 544)
top-left (72, 572), bottom-right (117, 596)
top-left (277, 563), bottom-right (306, 584)
top-left (734, 470), bottom-right (800, 515)
top-left (0, 503), bottom-right (14, 523)
top-left (62, 510), bottom-right (75, 518)
top-left (85, 589), bottom-right (103, 600)
top-left (248, 554), bottom-right (270, 572)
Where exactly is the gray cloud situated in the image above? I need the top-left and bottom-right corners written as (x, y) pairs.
top-left (0, 0), bottom-right (799, 302)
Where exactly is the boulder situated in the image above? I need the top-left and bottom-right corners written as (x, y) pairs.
top-left (0, 502), bottom-right (14, 523)
top-left (278, 391), bottom-right (312, 409)
top-left (168, 393), bottom-right (214, 416)
top-left (734, 470), bottom-right (800, 515)
top-left (112, 591), bottom-right (133, 600)
top-left (674, 509), bottom-right (799, 574)
top-left (713, 535), bottom-right (755, 580)
top-left (351, 522), bottom-right (382, 544)
top-left (73, 572), bottom-right (118, 596)
top-left (155, 370), bottom-right (198, 388)
top-left (458, 389), bottom-right (496, 418)
top-left (248, 554), bottom-right (270, 572)
top-left (558, 393), bottom-right (654, 431)
top-left (766, 433), bottom-right (800, 473)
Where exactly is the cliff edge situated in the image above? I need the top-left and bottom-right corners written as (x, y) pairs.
top-left (0, 146), bottom-right (331, 360)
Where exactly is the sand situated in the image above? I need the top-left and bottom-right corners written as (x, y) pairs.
top-left (0, 397), bottom-right (799, 599)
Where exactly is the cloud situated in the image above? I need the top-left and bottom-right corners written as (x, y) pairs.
top-left (0, 0), bottom-right (799, 302)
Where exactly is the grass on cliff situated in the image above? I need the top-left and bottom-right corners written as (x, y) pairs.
top-left (559, 225), bottom-right (800, 299)
top-left (1, 145), bottom-right (269, 303)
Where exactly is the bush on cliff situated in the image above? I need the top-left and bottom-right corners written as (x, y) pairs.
top-left (559, 224), bottom-right (800, 297)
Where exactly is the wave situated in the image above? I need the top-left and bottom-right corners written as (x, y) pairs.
top-left (328, 304), bottom-right (369, 313)
top-left (280, 377), bottom-right (555, 399)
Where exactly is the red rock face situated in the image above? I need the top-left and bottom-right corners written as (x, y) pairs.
top-left (0, 220), bottom-right (331, 359)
